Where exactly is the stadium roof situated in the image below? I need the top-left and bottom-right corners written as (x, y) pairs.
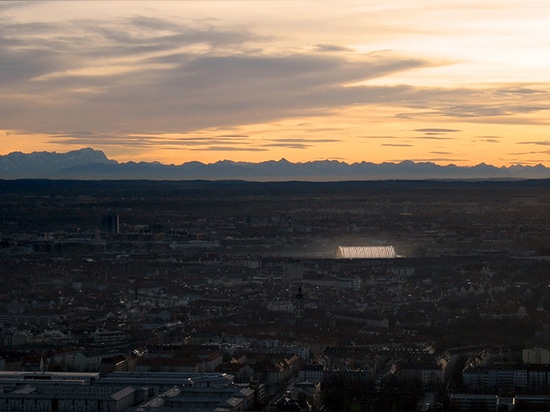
top-left (336, 246), bottom-right (396, 259)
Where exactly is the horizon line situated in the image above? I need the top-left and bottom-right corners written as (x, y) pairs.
top-left (1, 147), bottom-right (548, 169)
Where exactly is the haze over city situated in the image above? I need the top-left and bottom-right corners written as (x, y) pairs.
top-left (2, 1), bottom-right (550, 168)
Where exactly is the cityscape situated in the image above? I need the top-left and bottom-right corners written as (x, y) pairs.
top-left (2, 1), bottom-right (550, 410)
top-left (0, 178), bottom-right (549, 411)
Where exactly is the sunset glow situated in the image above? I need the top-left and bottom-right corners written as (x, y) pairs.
top-left (2, 1), bottom-right (550, 166)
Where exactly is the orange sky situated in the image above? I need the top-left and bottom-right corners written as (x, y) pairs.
top-left (1, 1), bottom-right (550, 166)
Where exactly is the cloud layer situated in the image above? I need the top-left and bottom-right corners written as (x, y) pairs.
top-left (1, 2), bottom-right (550, 166)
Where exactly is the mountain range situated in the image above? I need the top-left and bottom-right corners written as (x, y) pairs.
top-left (1, 148), bottom-right (549, 181)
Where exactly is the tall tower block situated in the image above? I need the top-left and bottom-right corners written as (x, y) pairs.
top-left (295, 286), bottom-right (304, 325)
top-left (102, 214), bottom-right (119, 234)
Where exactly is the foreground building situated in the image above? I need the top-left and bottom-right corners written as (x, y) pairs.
top-left (0, 371), bottom-right (255, 411)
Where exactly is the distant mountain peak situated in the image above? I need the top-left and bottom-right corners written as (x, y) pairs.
top-left (0, 148), bottom-right (549, 181)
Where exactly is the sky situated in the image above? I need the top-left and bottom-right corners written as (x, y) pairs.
top-left (1, 1), bottom-right (550, 167)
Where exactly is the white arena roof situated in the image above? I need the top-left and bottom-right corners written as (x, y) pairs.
top-left (336, 246), bottom-right (396, 259)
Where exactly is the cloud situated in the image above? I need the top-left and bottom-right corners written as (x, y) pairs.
top-left (5, 130), bottom-right (35, 136)
top-left (0, 15), bottom-right (258, 85)
top-left (508, 150), bottom-right (550, 158)
top-left (404, 157), bottom-right (468, 163)
top-left (50, 133), bottom-right (256, 149)
top-left (0, 2), bottom-right (37, 13)
top-left (406, 136), bottom-right (455, 140)
top-left (476, 138), bottom-right (501, 143)
top-left (414, 128), bottom-right (461, 133)
top-left (50, 136), bottom-right (164, 148)
top-left (52, 133), bottom-right (338, 152)
top-left (3, 6), bottom-right (550, 166)
top-left (190, 146), bottom-right (267, 152)
top-left (392, 83), bottom-right (550, 123)
top-left (497, 87), bottom-right (546, 95)
top-left (260, 139), bottom-right (328, 149)
top-left (267, 138), bottom-right (341, 143)
top-left (358, 135), bottom-right (399, 139)
top-left (261, 143), bottom-right (310, 149)
top-left (314, 44), bottom-right (353, 53)
top-left (518, 140), bottom-right (550, 146)
top-left (0, 12), bottom-right (437, 134)
top-left (397, 103), bottom-right (550, 122)
top-left (360, 133), bottom-right (454, 141)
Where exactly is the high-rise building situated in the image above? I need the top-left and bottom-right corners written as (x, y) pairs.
top-left (102, 214), bottom-right (119, 234)
top-left (295, 286), bottom-right (304, 325)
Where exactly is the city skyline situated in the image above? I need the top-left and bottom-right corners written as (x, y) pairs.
top-left (2, 1), bottom-right (550, 167)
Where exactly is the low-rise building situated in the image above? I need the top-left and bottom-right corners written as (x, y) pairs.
top-left (450, 394), bottom-right (498, 411)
